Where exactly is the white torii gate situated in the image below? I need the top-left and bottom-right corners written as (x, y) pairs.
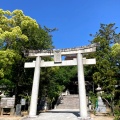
top-left (24, 43), bottom-right (97, 119)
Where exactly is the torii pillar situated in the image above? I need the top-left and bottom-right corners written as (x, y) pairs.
top-left (77, 53), bottom-right (88, 119)
top-left (29, 56), bottom-right (41, 117)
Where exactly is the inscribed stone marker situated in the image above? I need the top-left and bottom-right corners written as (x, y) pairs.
top-left (54, 50), bottom-right (62, 63)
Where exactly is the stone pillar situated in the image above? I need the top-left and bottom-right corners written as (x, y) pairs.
top-left (77, 53), bottom-right (88, 119)
top-left (29, 56), bottom-right (41, 117)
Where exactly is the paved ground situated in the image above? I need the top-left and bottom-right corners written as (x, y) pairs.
top-left (22, 109), bottom-right (81, 120)
top-left (0, 109), bottom-right (114, 120)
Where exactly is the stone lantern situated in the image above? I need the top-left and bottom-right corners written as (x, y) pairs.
top-left (96, 85), bottom-right (106, 113)
top-left (96, 84), bottom-right (103, 96)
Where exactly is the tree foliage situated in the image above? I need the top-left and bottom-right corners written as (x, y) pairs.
top-left (0, 9), bottom-right (53, 100)
top-left (112, 43), bottom-right (120, 57)
top-left (88, 23), bottom-right (119, 87)
top-left (0, 9), bottom-right (53, 51)
top-left (0, 50), bottom-right (21, 91)
top-left (86, 24), bottom-right (120, 114)
top-left (38, 66), bottom-right (77, 103)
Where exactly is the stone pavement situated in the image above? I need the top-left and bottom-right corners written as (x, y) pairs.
top-left (22, 109), bottom-right (91, 120)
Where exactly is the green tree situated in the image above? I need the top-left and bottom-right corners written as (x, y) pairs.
top-left (0, 50), bottom-right (21, 91)
top-left (112, 43), bottom-right (120, 57)
top-left (87, 24), bottom-right (119, 91)
top-left (111, 43), bottom-right (120, 103)
top-left (86, 23), bottom-right (120, 115)
top-left (0, 9), bottom-right (53, 102)
top-left (0, 9), bottom-right (53, 51)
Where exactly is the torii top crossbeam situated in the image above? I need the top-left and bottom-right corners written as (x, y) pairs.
top-left (24, 43), bottom-right (99, 57)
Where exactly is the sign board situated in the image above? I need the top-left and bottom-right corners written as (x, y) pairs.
top-left (54, 50), bottom-right (62, 63)
top-left (20, 99), bottom-right (26, 105)
top-left (0, 97), bottom-right (15, 108)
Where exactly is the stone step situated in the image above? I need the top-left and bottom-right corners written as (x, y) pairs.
top-left (56, 95), bottom-right (80, 109)
top-left (62, 95), bottom-right (79, 97)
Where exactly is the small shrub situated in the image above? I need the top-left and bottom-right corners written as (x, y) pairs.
top-left (114, 106), bottom-right (120, 120)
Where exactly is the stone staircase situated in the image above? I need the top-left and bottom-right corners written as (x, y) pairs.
top-left (55, 95), bottom-right (80, 109)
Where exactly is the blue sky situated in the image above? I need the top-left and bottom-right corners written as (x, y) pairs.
top-left (0, 0), bottom-right (120, 49)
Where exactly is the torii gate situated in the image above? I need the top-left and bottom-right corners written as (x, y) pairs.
top-left (24, 43), bottom-right (97, 119)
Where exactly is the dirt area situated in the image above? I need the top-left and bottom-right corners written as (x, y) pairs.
top-left (0, 116), bottom-right (22, 120)
top-left (0, 111), bottom-right (27, 120)
top-left (91, 114), bottom-right (114, 120)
